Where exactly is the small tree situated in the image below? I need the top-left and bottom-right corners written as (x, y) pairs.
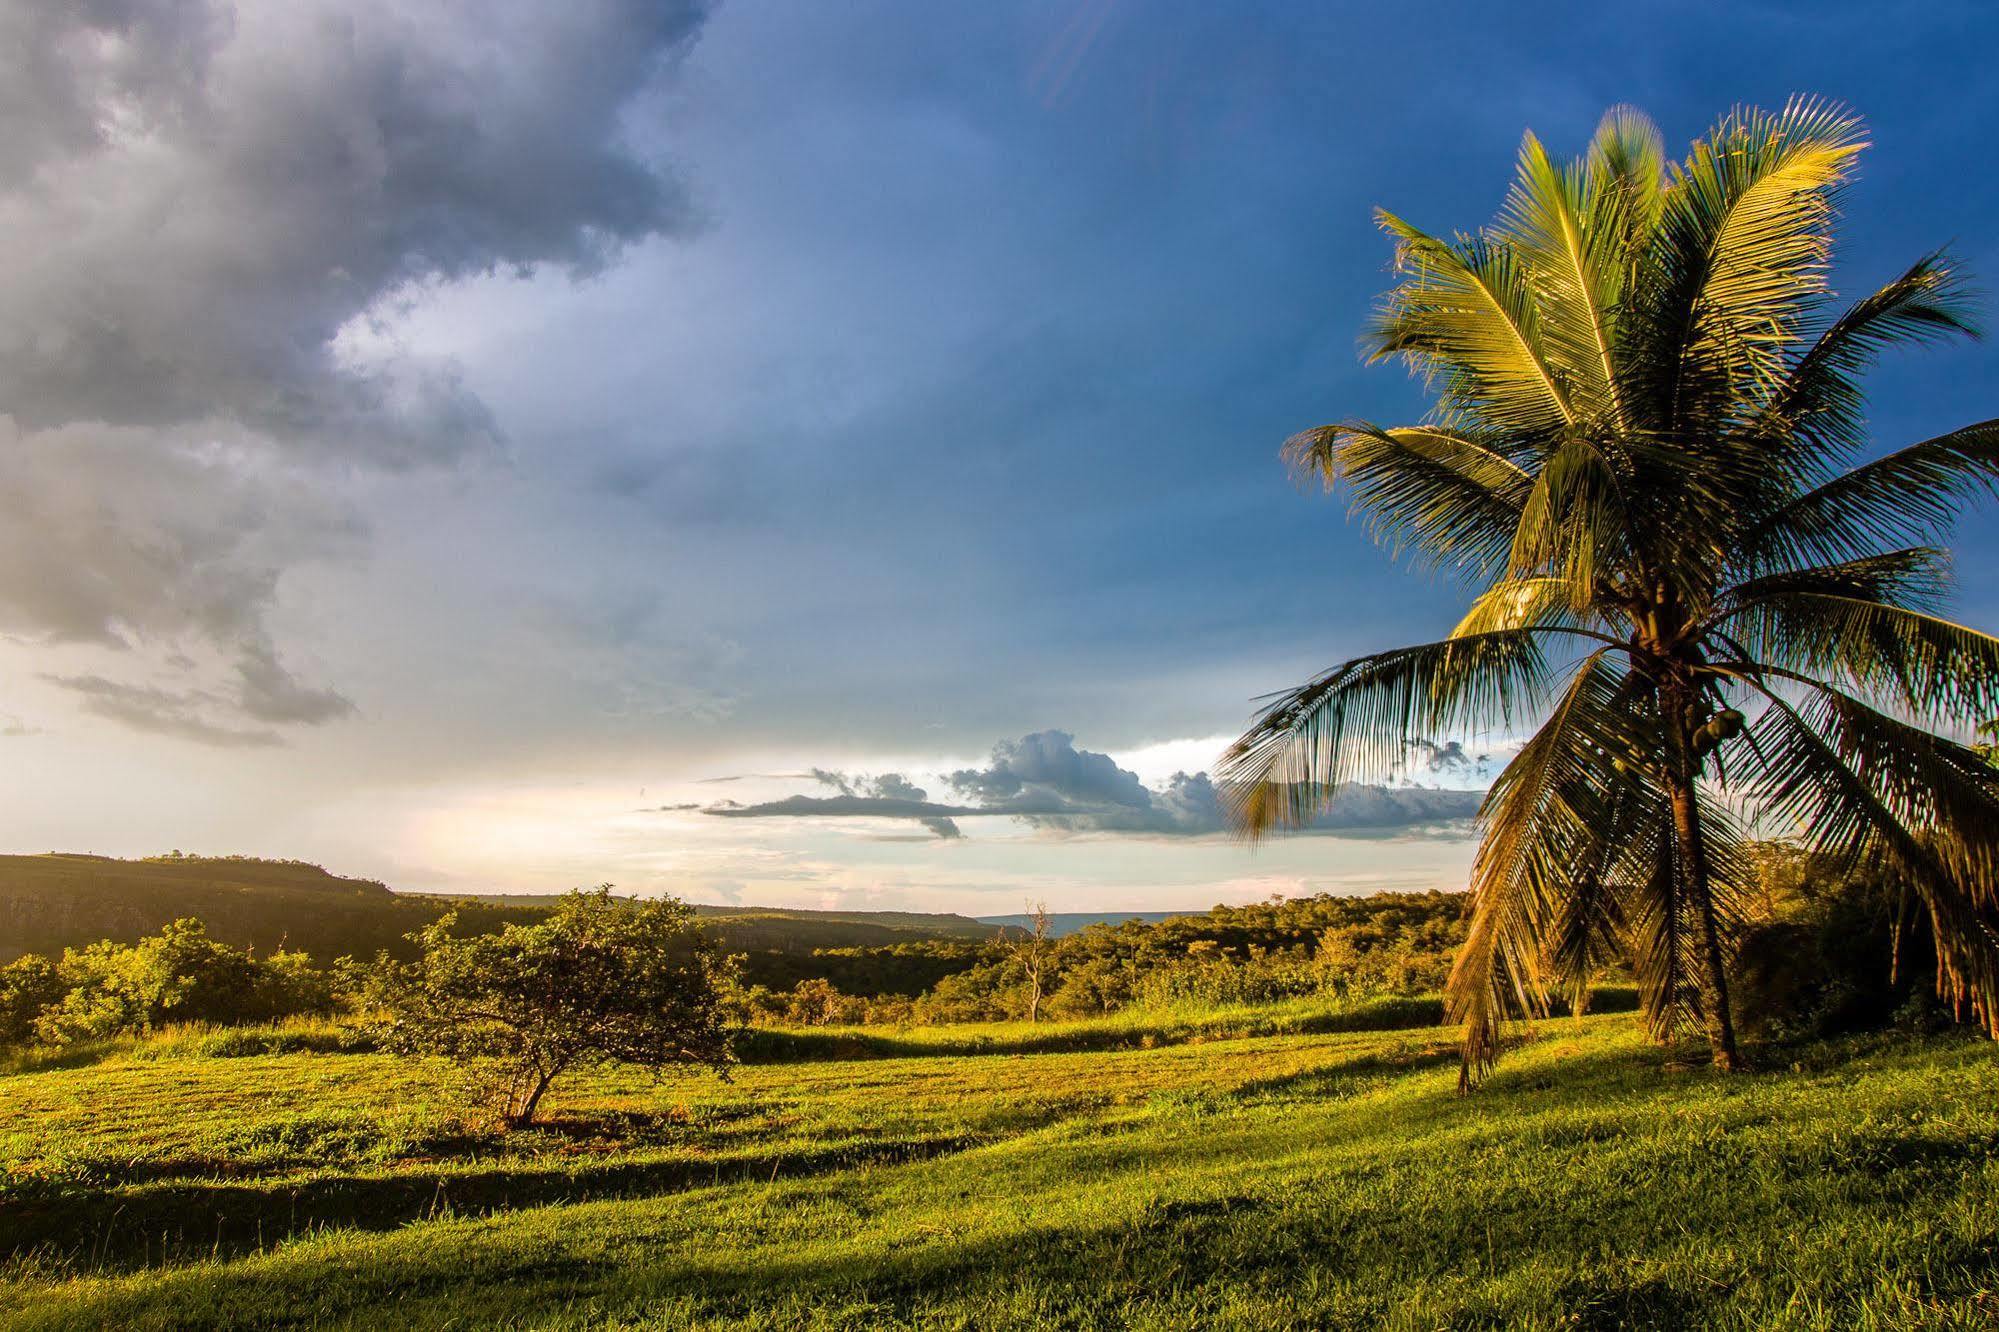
top-left (1011, 901), bottom-right (1055, 1023)
top-left (381, 888), bottom-right (737, 1127)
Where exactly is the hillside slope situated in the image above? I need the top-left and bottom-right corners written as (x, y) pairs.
top-left (0, 853), bottom-right (1000, 966)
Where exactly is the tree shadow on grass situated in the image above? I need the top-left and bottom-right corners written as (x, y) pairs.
top-left (2, 1133), bottom-right (985, 1275)
top-left (16, 1030), bottom-right (1994, 1330)
top-left (1226, 1043), bottom-right (1460, 1104)
top-left (38, 1149), bottom-right (1976, 1332)
top-left (737, 995), bottom-right (1454, 1064)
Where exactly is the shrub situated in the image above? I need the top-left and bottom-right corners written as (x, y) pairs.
top-left (0, 955), bottom-right (65, 1047)
top-left (377, 888), bottom-right (738, 1127)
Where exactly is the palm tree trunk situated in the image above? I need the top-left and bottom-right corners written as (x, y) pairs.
top-left (1666, 764), bottom-right (1742, 1072)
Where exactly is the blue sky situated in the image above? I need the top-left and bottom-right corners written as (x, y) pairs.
top-left (0, 1), bottom-right (1994, 913)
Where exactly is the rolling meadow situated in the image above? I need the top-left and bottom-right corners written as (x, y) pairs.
top-left (4, 998), bottom-right (1996, 1329)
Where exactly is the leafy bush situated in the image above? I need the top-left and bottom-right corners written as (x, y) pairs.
top-left (376, 888), bottom-right (738, 1126)
top-left (0, 920), bottom-right (348, 1050)
top-left (1734, 846), bottom-right (1949, 1040)
top-left (0, 955), bottom-right (65, 1046)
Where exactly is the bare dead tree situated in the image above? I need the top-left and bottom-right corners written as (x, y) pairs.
top-left (1012, 900), bottom-right (1054, 1024)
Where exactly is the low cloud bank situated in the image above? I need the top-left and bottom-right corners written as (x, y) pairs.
top-left (701, 730), bottom-right (1482, 840)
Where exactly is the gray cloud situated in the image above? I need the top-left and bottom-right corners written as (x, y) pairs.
top-left (1410, 738), bottom-right (1485, 775)
top-left (709, 794), bottom-right (978, 821)
top-left (0, 0), bottom-right (710, 738)
top-left (0, 424), bottom-right (362, 651)
top-left (808, 768), bottom-right (860, 796)
top-left (702, 775), bottom-right (972, 842)
top-left (235, 643), bottom-right (356, 725)
top-left (944, 731), bottom-right (1219, 834)
top-left (0, 0), bottom-right (707, 451)
top-left (947, 730), bottom-right (1152, 810)
top-left (42, 674), bottom-right (284, 749)
top-left (871, 772), bottom-right (930, 802)
top-left (710, 730), bottom-right (1483, 838)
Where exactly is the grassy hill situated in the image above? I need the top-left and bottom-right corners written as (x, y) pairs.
top-left (0, 853), bottom-right (1001, 972)
top-left (2, 1004), bottom-right (1995, 1328)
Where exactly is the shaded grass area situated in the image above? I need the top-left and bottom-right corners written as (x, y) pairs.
top-left (2, 1005), bottom-right (1452, 1273)
top-left (735, 991), bottom-right (1471, 1062)
top-left (735, 987), bottom-right (1638, 1064)
top-left (3, 1008), bottom-right (1995, 1329)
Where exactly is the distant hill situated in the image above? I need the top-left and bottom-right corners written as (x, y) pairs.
top-left (978, 910), bottom-right (1197, 939)
top-left (0, 854), bottom-right (1003, 970)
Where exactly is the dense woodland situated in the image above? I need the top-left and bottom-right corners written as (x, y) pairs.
top-left (0, 843), bottom-right (1948, 1054)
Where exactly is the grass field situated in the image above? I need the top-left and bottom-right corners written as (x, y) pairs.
top-left (3, 1001), bottom-right (1996, 1329)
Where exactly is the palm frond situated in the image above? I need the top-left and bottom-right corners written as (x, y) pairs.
top-left (1721, 548), bottom-right (1951, 614)
top-left (1546, 775), bottom-right (1660, 1008)
top-left (1451, 652), bottom-right (1647, 1085)
top-left (1505, 435), bottom-right (1630, 603)
top-left (1497, 131), bottom-right (1626, 427)
top-left (1748, 419), bottom-right (1999, 569)
top-left (1734, 678), bottom-right (1999, 1032)
top-left (1282, 421), bottom-right (1530, 575)
top-left (1219, 630), bottom-right (1556, 837)
top-left (1747, 252), bottom-right (1979, 482)
top-left (1452, 576), bottom-right (1597, 638)
top-left (1619, 807), bottom-right (1691, 1041)
top-left (1715, 558), bottom-right (1999, 722)
top-left (1585, 104), bottom-right (1666, 260)
top-left (1631, 97), bottom-right (1867, 433)
top-left (1368, 212), bottom-right (1577, 439)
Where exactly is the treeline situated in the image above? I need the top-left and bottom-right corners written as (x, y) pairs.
top-left (0, 892), bottom-right (1465, 1049)
top-left (0, 926), bottom-right (983, 1051)
top-left (737, 890), bottom-right (1467, 1026)
top-left (0, 854), bottom-right (1001, 989)
top-left (0, 848), bottom-right (1955, 1052)
top-left (738, 849), bottom-right (1961, 1034)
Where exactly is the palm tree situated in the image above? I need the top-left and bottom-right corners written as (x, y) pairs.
top-left (1219, 99), bottom-right (1999, 1085)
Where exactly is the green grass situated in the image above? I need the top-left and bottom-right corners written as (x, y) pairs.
top-left (2, 1005), bottom-right (1995, 1329)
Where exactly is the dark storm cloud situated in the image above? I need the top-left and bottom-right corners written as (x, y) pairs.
top-left (0, 0), bottom-right (710, 737)
top-left (0, 0), bottom-right (708, 449)
top-left (0, 425), bottom-right (361, 651)
top-left (870, 773), bottom-right (931, 802)
top-left (950, 732), bottom-right (1482, 835)
top-left (947, 731), bottom-right (1154, 810)
top-left (705, 767), bottom-right (969, 841)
